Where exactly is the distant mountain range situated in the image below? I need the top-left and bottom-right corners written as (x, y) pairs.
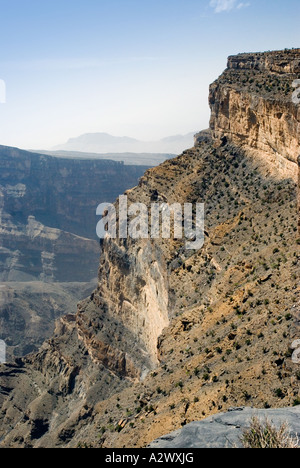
top-left (52, 132), bottom-right (196, 155)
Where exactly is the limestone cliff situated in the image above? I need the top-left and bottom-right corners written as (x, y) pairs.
top-left (208, 50), bottom-right (300, 178)
top-left (0, 49), bottom-right (299, 448)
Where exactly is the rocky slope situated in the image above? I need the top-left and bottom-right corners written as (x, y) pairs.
top-left (0, 49), bottom-right (299, 448)
top-left (0, 281), bottom-right (96, 360)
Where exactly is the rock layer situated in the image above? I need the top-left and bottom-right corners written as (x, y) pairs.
top-left (209, 50), bottom-right (300, 177)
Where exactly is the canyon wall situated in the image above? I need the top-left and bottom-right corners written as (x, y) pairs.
top-left (0, 146), bottom-right (148, 282)
top-left (208, 50), bottom-right (300, 178)
top-left (0, 146), bottom-right (148, 239)
top-left (0, 146), bottom-right (148, 360)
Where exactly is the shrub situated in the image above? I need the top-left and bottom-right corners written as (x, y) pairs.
top-left (274, 388), bottom-right (285, 399)
top-left (241, 417), bottom-right (299, 448)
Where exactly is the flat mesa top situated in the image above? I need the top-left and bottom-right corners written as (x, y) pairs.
top-left (227, 49), bottom-right (300, 75)
top-left (212, 49), bottom-right (300, 102)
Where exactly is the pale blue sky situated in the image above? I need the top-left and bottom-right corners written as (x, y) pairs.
top-left (0, 0), bottom-right (299, 149)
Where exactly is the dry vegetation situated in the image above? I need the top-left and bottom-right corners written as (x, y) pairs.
top-left (242, 417), bottom-right (299, 449)
top-left (86, 140), bottom-right (299, 448)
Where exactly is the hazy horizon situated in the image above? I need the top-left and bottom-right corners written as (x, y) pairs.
top-left (0, 0), bottom-right (299, 150)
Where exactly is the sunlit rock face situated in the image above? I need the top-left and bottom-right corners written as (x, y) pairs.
top-left (209, 50), bottom-right (300, 179)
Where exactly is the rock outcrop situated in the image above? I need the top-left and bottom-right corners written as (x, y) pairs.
top-left (148, 406), bottom-right (300, 448)
top-left (209, 50), bottom-right (300, 178)
top-left (0, 49), bottom-right (299, 448)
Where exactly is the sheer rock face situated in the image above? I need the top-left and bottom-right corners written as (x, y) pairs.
top-left (209, 50), bottom-right (300, 177)
top-left (94, 237), bottom-right (170, 367)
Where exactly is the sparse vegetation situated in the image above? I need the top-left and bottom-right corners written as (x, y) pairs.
top-left (241, 418), bottom-right (299, 449)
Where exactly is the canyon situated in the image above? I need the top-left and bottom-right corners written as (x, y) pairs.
top-left (0, 147), bottom-right (148, 359)
top-left (0, 49), bottom-right (299, 448)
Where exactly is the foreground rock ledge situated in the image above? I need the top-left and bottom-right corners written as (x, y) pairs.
top-left (148, 407), bottom-right (300, 449)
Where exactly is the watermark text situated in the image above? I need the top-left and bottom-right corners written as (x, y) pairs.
top-left (292, 79), bottom-right (300, 105)
top-left (292, 339), bottom-right (300, 365)
top-left (0, 340), bottom-right (6, 364)
top-left (96, 196), bottom-right (205, 250)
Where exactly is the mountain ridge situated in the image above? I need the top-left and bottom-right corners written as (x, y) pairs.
top-left (52, 132), bottom-right (196, 155)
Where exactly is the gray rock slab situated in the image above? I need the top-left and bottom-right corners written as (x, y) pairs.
top-left (148, 407), bottom-right (300, 448)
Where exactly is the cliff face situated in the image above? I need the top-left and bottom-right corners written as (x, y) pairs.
top-left (91, 236), bottom-right (170, 367)
top-left (0, 146), bottom-right (148, 239)
top-left (209, 50), bottom-right (300, 177)
top-left (0, 49), bottom-right (299, 448)
top-left (0, 282), bottom-right (96, 360)
top-left (0, 146), bottom-right (149, 282)
top-left (0, 147), bottom-right (148, 360)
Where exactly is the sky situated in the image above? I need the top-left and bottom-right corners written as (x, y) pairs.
top-left (0, 0), bottom-right (299, 150)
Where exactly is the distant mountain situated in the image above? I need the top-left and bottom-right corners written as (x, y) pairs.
top-left (53, 132), bottom-right (196, 155)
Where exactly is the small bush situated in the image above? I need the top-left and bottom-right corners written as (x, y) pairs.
top-left (274, 388), bottom-right (285, 399)
top-left (241, 417), bottom-right (299, 448)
